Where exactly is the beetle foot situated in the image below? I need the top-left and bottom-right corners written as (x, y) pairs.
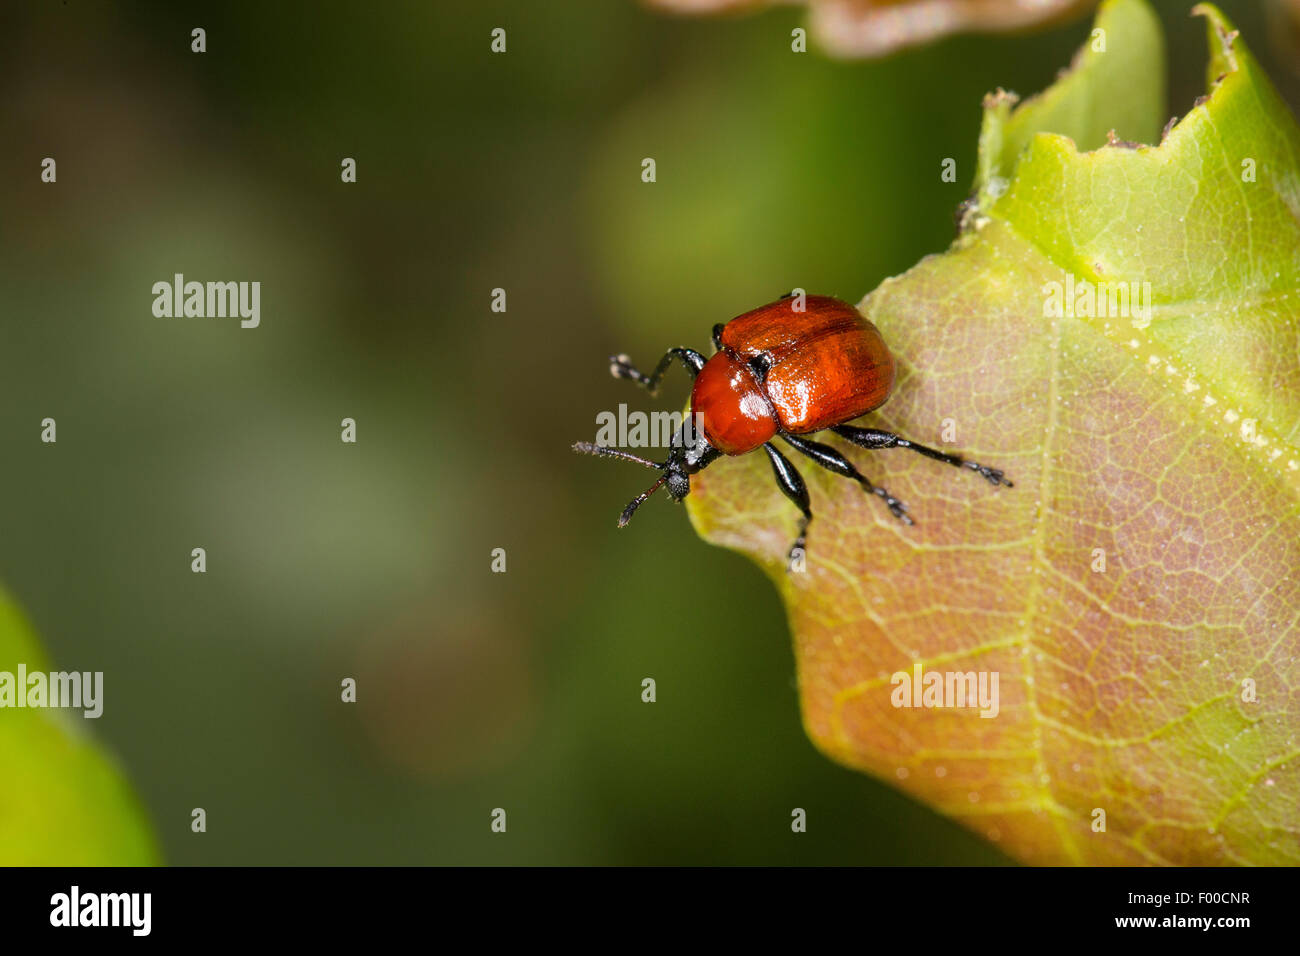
top-left (608, 354), bottom-right (660, 395)
top-left (785, 530), bottom-right (811, 572)
top-left (871, 486), bottom-right (914, 525)
top-left (969, 463), bottom-right (1013, 487)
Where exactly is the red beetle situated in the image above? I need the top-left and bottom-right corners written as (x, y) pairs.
top-left (575, 293), bottom-right (1011, 567)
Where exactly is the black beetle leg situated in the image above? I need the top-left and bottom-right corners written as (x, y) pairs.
top-left (609, 347), bottom-right (705, 395)
top-left (781, 433), bottom-right (913, 525)
top-left (762, 443), bottom-right (812, 570)
top-left (831, 425), bottom-right (1013, 487)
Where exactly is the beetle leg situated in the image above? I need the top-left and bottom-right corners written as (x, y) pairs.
top-left (831, 425), bottom-right (1013, 487)
top-left (609, 348), bottom-right (706, 395)
top-left (762, 443), bottom-right (813, 570)
top-left (711, 324), bottom-right (726, 350)
top-left (780, 434), bottom-right (913, 525)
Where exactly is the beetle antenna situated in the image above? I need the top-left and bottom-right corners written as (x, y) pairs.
top-left (571, 442), bottom-right (664, 471)
top-left (572, 443), bottom-right (671, 527)
top-left (619, 475), bottom-right (668, 527)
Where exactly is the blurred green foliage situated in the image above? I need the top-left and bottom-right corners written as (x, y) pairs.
top-left (0, 587), bottom-right (157, 864)
top-left (1, 0), bottom-right (1293, 864)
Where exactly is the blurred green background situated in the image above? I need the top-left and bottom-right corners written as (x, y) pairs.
top-left (2, 0), bottom-right (1295, 865)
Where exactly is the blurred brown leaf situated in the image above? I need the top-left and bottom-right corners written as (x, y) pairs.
top-left (1266, 0), bottom-right (1300, 70)
top-left (645, 0), bottom-right (1100, 57)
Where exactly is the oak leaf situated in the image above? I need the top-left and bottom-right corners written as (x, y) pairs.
top-left (687, 0), bottom-right (1300, 865)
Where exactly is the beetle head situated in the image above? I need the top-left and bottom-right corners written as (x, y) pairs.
top-left (573, 423), bottom-right (718, 527)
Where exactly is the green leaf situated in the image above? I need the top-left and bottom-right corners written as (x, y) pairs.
top-left (0, 587), bottom-right (159, 864)
top-left (973, 0), bottom-right (1164, 210)
top-left (687, 0), bottom-right (1300, 865)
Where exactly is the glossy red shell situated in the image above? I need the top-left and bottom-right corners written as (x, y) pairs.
top-left (691, 295), bottom-right (895, 456)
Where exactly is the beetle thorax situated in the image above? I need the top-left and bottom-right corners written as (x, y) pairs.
top-left (690, 352), bottom-right (779, 456)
